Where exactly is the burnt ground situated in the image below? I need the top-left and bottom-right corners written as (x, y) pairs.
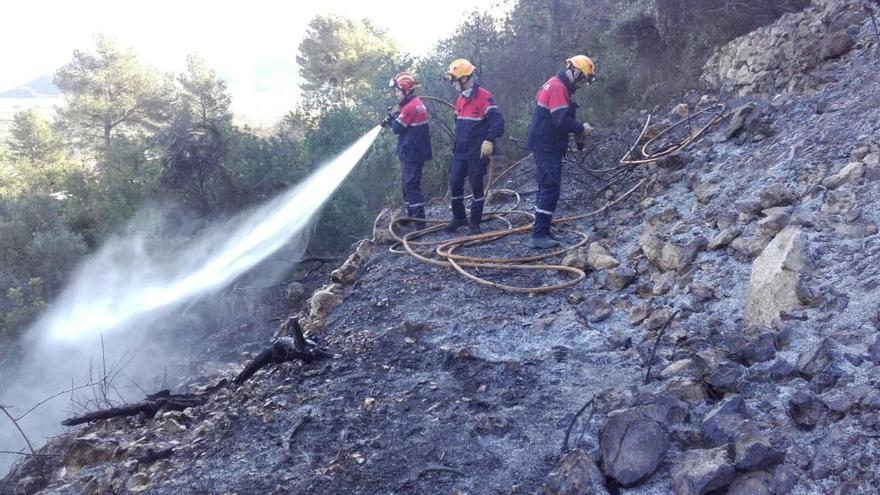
top-left (5, 14), bottom-right (880, 495)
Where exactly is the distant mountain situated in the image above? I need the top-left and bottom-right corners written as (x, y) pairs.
top-left (0, 74), bottom-right (59, 98)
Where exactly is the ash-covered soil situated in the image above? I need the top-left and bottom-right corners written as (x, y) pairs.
top-left (5, 7), bottom-right (880, 495)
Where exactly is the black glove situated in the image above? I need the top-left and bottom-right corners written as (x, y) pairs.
top-left (380, 112), bottom-right (399, 128)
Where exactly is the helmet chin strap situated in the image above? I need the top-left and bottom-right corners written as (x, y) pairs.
top-left (453, 76), bottom-right (472, 93)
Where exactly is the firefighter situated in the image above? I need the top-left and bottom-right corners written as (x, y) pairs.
top-left (443, 58), bottom-right (504, 235)
top-left (381, 71), bottom-right (433, 230)
top-left (525, 55), bottom-right (596, 249)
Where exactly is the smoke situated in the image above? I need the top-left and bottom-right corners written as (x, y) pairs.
top-left (0, 127), bottom-right (381, 473)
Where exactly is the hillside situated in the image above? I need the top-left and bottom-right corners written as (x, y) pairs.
top-left (4, 1), bottom-right (880, 494)
top-left (0, 76), bottom-right (60, 99)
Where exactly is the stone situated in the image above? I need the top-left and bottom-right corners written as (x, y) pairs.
top-left (651, 271), bottom-right (676, 296)
top-left (708, 227), bottom-right (740, 249)
top-left (600, 408), bottom-right (669, 487)
top-left (852, 146), bottom-right (871, 161)
top-left (759, 184), bottom-right (795, 210)
top-left (770, 464), bottom-right (797, 494)
top-left (665, 378), bottom-right (708, 404)
top-left (639, 231), bottom-right (665, 266)
top-left (744, 227), bottom-right (806, 327)
top-left (645, 307), bottom-right (672, 330)
top-left (796, 338), bottom-right (837, 379)
top-left (161, 417), bottom-right (186, 433)
top-left (308, 288), bottom-right (341, 321)
top-left (820, 32), bottom-right (855, 60)
top-left (693, 181), bottom-right (719, 204)
top-left (734, 422), bottom-right (778, 470)
top-left (672, 103), bottom-right (690, 118)
top-left (629, 303), bottom-right (651, 326)
top-left (735, 199), bottom-right (763, 215)
top-left (331, 246), bottom-right (370, 285)
top-left (789, 390), bottom-right (827, 429)
top-left (126, 472), bottom-right (151, 493)
top-left (543, 449), bottom-right (609, 495)
top-left (659, 238), bottom-right (706, 272)
top-left (768, 359), bottom-right (796, 380)
top-left (756, 212), bottom-right (790, 237)
top-left (864, 152), bottom-right (880, 180)
top-left (869, 334), bottom-right (880, 365)
top-left (724, 103), bottom-right (755, 141)
top-left (727, 329), bottom-right (776, 366)
top-left (730, 236), bottom-right (768, 258)
top-left (587, 242), bottom-right (620, 271)
top-left (65, 435), bottom-right (122, 472)
top-left (834, 222), bottom-right (877, 238)
top-left (605, 266), bottom-right (636, 291)
top-left (689, 283), bottom-right (715, 301)
top-left (705, 361), bottom-right (745, 393)
top-left (371, 208), bottom-right (399, 244)
top-left (728, 471), bottom-right (772, 495)
top-left (821, 389), bottom-right (857, 414)
top-left (660, 358), bottom-right (707, 380)
top-left (582, 297), bottom-right (613, 323)
top-left (822, 162), bottom-right (865, 189)
top-left (701, 395), bottom-right (746, 446)
top-left (671, 446), bottom-right (735, 495)
top-left (561, 247), bottom-right (589, 271)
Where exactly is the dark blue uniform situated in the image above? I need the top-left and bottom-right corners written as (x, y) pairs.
top-left (450, 85), bottom-right (504, 227)
top-left (390, 95), bottom-right (432, 220)
top-left (526, 72), bottom-right (585, 238)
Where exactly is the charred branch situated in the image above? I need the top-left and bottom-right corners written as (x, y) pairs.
top-left (233, 319), bottom-right (332, 385)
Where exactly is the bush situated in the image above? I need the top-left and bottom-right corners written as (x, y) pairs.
top-left (0, 195), bottom-right (88, 341)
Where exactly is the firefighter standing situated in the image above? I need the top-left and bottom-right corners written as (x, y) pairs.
top-left (525, 55), bottom-right (596, 249)
top-left (381, 71), bottom-right (433, 230)
top-left (444, 58), bottom-right (505, 235)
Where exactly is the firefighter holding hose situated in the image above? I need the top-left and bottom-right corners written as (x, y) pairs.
top-left (381, 71), bottom-right (433, 231)
top-left (525, 55), bottom-right (596, 249)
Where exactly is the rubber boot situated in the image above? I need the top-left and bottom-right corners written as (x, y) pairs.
top-left (446, 198), bottom-right (467, 232)
top-left (445, 217), bottom-right (467, 233)
top-left (467, 224), bottom-right (481, 235)
top-left (413, 211), bottom-right (427, 231)
top-left (528, 236), bottom-right (560, 249)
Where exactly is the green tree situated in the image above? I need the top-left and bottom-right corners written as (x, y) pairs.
top-left (157, 55), bottom-right (237, 215)
top-left (0, 195), bottom-right (88, 341)
top-left (177, 55), bottom-right (233, 126)
top-left (296, 15), bottom-right (402, 107)
top-left (54, 35), bottom-right (174, 155)
top-left (7, 110), bottom-right (59, 164)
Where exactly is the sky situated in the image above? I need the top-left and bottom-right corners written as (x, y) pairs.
top-left (0, 0), bottom-right (508, 122)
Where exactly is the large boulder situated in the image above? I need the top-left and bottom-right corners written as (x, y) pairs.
top-left (658, 237), bottom-right (707, 272)
top-left (701, 395), bottom-right (746, 447)
top-left (599, 408), bottom-right (669, 487)
top-left (587, 242), bottom-right (620, 271)
top-left (543, 449), bottom-right (609, 495)
top-left (734, 422), bottom-right (779, 470)
top-left (308, 284), bottom-right (343, 321)
top-left (671, 446), bottom-right (736, 495)
top-left (744, 227), bottom-right (807, 327)
top-left (822, 161), bottom-right (865, 189)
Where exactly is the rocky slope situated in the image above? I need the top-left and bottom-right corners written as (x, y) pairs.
top-left (4, 1), bottom-right (880, 493)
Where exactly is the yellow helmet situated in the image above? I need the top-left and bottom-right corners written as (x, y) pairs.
top-left (566, 55), bottom-right (596, 84)
top-left (446, 58), bottom-right (476, 81)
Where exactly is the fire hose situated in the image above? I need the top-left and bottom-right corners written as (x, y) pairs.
top-left (387, 101), bottom-right (729, 294)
